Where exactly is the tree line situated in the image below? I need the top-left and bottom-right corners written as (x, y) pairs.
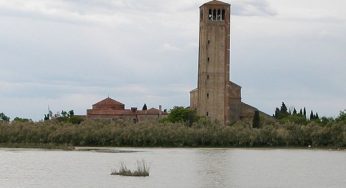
top-left (0, 104), bottom-right (345, 148)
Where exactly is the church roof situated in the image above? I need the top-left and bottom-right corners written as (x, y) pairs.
top-left (229, 81), bottom-right (242, 89)
top-left (93, 97), bottom-right (124, 107)
top-left (201, 0), bottom-right (230, 7)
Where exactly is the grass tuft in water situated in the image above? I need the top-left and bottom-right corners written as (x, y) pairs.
top-left (111, 160), bottom-right (150, 177)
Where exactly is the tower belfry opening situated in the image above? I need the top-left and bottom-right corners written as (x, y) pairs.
top-left (190, 0), bottom-right (263, 125)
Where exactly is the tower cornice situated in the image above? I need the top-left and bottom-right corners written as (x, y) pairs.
top-left (200, 0), bottom-right (230, 8)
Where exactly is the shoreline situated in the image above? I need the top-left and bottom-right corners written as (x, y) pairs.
top-left (0, 143), bottom-right (344, 151)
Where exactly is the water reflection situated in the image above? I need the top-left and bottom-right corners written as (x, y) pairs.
top-left (194, 149), bottom-right (231, 188)
top-left (0, 148), bottom-right (345, 188)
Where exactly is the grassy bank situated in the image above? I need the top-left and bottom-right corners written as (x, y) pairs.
top-left (0, 119), bottom-right (345, 148)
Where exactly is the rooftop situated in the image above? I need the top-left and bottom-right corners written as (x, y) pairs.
top-left (201, 0), bottom-right (230, 7)
top-left (92, 97), bottom-right (125, 109)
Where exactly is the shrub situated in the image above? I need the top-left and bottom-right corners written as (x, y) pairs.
top-left (0, 119), bottom-right (344, 148)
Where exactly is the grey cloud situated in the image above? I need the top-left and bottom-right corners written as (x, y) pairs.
top-left (0, 0), bottom-right (345, 120)
top-left (232, 0), bottom-right (277, 16)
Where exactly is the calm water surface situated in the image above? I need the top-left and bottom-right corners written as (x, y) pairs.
top-left (0, 148), bottom-right (345, 188)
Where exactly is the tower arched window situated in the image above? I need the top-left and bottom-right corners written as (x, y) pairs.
top-left (208, 9), bottom-right (212, 20)
top-left (213, 9), bottom-right (217, 20)
top-left (222, 9), bottom-right (225, 20)
top-left (217, 9), bottom-right (221, 20)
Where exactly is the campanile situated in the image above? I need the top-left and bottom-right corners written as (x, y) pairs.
top-left (191, 0), bottom-right (231, 125)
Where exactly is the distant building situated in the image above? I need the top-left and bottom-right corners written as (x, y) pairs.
top-left (190, 0), bottom-right (266, 125)
top-left (87, 97), bottom-right (167, 122)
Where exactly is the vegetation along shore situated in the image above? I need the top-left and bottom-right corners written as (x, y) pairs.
top-left (0, 103), bottom-right (345, 149)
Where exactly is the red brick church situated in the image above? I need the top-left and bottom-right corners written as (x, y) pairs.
top-left (87, 97), bottom-right (167, 122)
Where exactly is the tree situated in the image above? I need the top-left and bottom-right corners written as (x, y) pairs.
top-left (0, 113), bottom-right (10, 122)
top-left (252, 110), bottom-right (260, 128)
top-left (336, 110), bottom-right (346, 122)
top-left (310, 111), bottom-right (314, 120)
top-left (274, 102), bottom-right (289, 119)
top-left (280, 102), bottom-right (288, 115)
top-left (69, 110), bottom-right (74, 117)
top-left (61, 111), bottom-right (68, 118)
top-left (293, 108), bottom-right (297, 115)
top-left (315, 113), bottom-right (319, 120)
top-left (142, 104), bottom-right (148, 111)
top-left (274, 108), bottom-right (280, 118)
top-left (165, 106), bottom-right (199, 125)
top-left (303, 108), bottom-right (307, 119)
top-left (44, 114), bottom-right (50, 121)
top-left (13, 117), bottom-right (31, 123)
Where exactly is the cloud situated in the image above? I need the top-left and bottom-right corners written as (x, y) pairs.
top-left (0, 0), bottom-right (345, 121)
top-left (232, 0), bottom-right (277, 16)
top-left (0, 1), bottom-right (132, 27)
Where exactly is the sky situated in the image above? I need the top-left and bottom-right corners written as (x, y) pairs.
top-left (0, 0), bottom-right (345, 121)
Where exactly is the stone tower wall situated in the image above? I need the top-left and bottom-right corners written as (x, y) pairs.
top-left (196, 3), bottom-right (231, 125)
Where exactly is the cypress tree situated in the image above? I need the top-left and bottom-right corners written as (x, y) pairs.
top-left (303, 108), bottom-right (307, 119)
top-left (274, 108), bottom-right (280, 119)
top-left (280, 102), bottom-right (288, 114)
top-left (142, 104), bottom-right (148, 111)
top-left (293, 108), bottom-right (297, 115)
top-left (252, 110), bottom-right (260, 128)
top-left (310, 111), bottom-right (314, 120)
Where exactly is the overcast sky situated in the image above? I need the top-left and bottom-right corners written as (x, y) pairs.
top-left (0, 0), bottom-right (345, 120)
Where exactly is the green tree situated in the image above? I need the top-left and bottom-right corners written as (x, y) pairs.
top-left (336, 110), bottom-right (346, 122)
top-left (142, 104), bottom-right (148, 111)
top-left (68, 110), bottom-right (74, 117)
top-left (61, 111), bottom-right (68, 118)
top-left (13, 117), bottom-right (31, 123)
top-left (303, 108), bottom-right (307, 119)
top-left (252, 110), bottom-right (260, 128)
top-left (310, 111), bottom-right (314, 120)
top-left (44, 114), bottom-right (50, 121)
top-left (293, 108), bottom-right (297, 115)
top-left (274, 108), bottom-right (280, 118)
top-left (280, 102), bottom-right (288, 115)
top-left (165, 106), bottom-right (199, 125)
top-left (315, 113), bottom-right (319, 120)
top-left (274, 102), bottom-right (289, 119)
top-left (0, 113), bottom-right (10, 122)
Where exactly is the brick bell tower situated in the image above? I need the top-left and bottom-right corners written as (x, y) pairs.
top-left (190, 0), bottom-right (231, 125)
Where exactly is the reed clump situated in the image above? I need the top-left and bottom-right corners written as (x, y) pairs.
top-left (111, 160), bottom-right (150, 177)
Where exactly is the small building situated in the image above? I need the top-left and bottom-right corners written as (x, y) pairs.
top-left (87, 97), bottom-right (167, 122)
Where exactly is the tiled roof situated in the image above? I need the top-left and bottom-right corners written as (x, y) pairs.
top-left (93, 97), bottom-right (124, 107)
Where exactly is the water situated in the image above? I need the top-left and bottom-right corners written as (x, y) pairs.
top-left (0, 148), bottom-right (345, 188)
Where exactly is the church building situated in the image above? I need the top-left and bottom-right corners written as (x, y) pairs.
top-left (87, 97), bottom-right (167, 122)
top-left (190, 0), bottom-right (262, 125)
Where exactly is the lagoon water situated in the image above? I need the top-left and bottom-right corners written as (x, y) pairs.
top-left (0, 148), bottom-right (345, 188)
